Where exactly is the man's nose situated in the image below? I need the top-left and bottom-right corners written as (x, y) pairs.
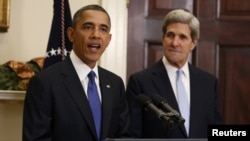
top-left (171, 37), bottom-right (179, 46)
top-left (90, 28), bottom-right (101, 38)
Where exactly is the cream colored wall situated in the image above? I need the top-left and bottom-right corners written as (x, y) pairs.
top-left (0, 0), bottom-right (128, 140)
top-left (0, 100), bottom-right (24, 141)
top-left (0, 0), bottom-right (127, 82)
top-left (0, 0), bottom-right (99, 64)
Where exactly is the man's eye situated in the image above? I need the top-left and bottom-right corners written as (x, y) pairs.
top-left (166, 33), bottom-right (174, 38)
top-left (100, 27), bottom-right (108, 33)
top-left (180, 35), bottom-right (187, 40)
top-left (83, 25), bottom-right (92, 30)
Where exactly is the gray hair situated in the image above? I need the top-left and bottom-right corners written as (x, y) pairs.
top-left (162, 9), bottom-right (200, 40)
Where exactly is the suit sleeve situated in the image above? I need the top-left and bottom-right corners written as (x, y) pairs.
top-left (22, 75), bottom-right (53, 141)
top-left (125, 74), bottom-right (144, 137)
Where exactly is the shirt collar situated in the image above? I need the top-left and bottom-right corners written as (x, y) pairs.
top-left (162, 56), bottom-right (189, 79)
top-left (70, 50), bottom-right (99, 81)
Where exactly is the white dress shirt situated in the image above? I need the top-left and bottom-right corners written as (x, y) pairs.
top-left (70, 50), bottom-right (102, 102)
top-left (162, 56), bottom-right (190, 104)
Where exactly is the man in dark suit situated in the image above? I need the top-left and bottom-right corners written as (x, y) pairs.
top-left (126, 9), bottom-right (224, 138)
top-left (22, 5), bottom-right (129, 141)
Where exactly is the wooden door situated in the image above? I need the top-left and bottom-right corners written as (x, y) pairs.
top-left (127, 0), bottom-right (250, 124)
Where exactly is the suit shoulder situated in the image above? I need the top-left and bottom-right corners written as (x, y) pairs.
top-left (189, 64), bottom-right (217, 80)
top-left (129, 62), bottom-right (163, 78)
top-left (98, 66), bottom-right (123, 81)
top-left (34, 60), bottom-right (71, 80)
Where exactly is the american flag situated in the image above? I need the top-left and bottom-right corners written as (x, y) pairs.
top-left (43, 0), bottom-right (72, 69)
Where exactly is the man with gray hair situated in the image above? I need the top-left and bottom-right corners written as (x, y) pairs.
top-left (126, 9), bottom-right (224, 138)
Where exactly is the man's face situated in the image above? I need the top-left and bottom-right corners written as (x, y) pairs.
top-left (162, 23), bottom-right (197, 68)
top-left (67, 10), bottom-right (111, 68)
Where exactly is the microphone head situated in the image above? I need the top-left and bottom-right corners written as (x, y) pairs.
top-left (150, 94), bottom-right (165, 106)
top-left (135, 94), bottom-right (152, 107)
top-left (151, 94), bottom-right (185, 126)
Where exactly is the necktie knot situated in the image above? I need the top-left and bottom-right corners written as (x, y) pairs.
top-left (176, 69), bottom-right (182, 81)
top-left (88, 71), bottom-right (96, 83)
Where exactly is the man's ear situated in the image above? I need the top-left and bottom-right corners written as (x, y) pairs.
top-left (105, 33), bottom-right (112, 48)
top-left (67, 27), bottom-right (74, 42)
top-left (191, 40), bottom-right (198, 50)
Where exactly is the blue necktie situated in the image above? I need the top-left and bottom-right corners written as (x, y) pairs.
top-left (176, 69), bottom-right (190, 135)
top-left (88, 71), bottom-right (101, 140)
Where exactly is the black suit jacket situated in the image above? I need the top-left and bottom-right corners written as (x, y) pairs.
top-left (23, 57), bottom-right (130, 141)
top-left (126, 59), bottom-right (224, 138)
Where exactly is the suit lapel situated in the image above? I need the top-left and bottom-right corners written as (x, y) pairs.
top-left (61, 58), bottom-right (97, 139)
top-left (188, 64), bottom-right (204, 137)
top-left (151, 60), bottom-right (187, 137)
top-left (98, 68), bottom-right (113, 138)
top-left (151, 61), bottom-right (179, 110)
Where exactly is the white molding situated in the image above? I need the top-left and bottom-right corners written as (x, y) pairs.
top-left (0, 90), bottom-right (25, 100)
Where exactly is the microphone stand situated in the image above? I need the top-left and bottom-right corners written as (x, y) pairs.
top-left (164, 111), bottom-right (185, 137)
top-left (143, 105), bottom-right (175, 137)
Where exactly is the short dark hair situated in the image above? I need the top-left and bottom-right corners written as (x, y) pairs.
top-left (72, 4), bottom-right (111, 28)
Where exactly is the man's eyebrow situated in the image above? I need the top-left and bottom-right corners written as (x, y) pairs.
top-left (82, 22), bottom-right (109, 29)
top-left (82, 22), bottom-right (93, 26)
top-left (100, 24), bottom-right (109, 29)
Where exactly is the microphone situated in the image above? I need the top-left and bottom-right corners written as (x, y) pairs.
top-left (150, 94), bottom-right (185, 126)
top-left (135, 94), bottom-right (173, 125)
